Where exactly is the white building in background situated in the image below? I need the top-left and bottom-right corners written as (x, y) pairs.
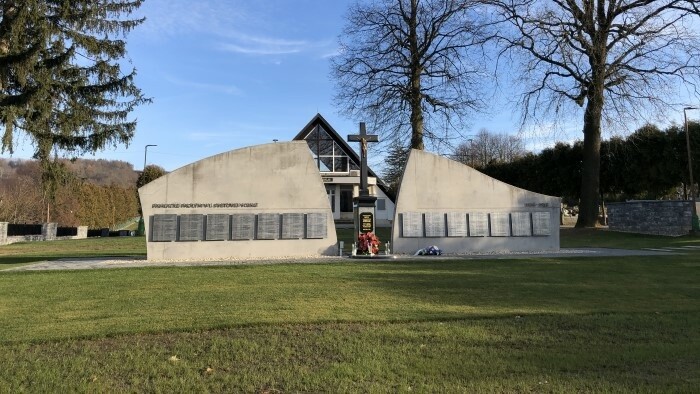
top-left (292, 114), bottom-right (395, 227)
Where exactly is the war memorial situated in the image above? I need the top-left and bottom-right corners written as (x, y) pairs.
top-left (139, 115), bottom-right (559, 260)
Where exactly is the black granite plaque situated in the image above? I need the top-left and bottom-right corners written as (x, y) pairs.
top-left (360, 212), bottom-right (374, 233)
top-left (178, 214), bottom-right (204, 241)
top-left (256, 213), bottom-right (279, 240)
top-left (468, 213), bottom-right (488, 237)
top-left (281, 213), bottom-right (304, 239)
top-left (401, 212), bottom-right (423, 237)
top-left (511, 212), bottom-right (532, 236)
top-left (151, 214), bottom-right (177, 242)
top-left (447, 212), bottom-right (468, 237)
top-left (489, 213), bottom-right (510, 237)
top-left (306, 213), bottom-right (327, 239)
top-left (532, 212), bottom-right (551, 236)
top-left (231, 214), bottom-right (255, 240)
top-left (206, 214), bottom-right (230, 241)
top-left (424, 212), bottom-right (445, 237)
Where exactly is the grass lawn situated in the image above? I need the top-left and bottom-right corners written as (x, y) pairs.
top-left (0, 229), bottom-right (698, 391)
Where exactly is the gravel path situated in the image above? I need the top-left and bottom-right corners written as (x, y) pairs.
top-left (2, 248), bottom-right (680, 272)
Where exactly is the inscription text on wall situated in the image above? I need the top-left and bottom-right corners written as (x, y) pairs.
top-left (152, 203), bottom-right (259, 209)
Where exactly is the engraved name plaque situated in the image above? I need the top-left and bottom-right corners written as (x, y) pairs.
top-left (401, 212), bottom-right (423, 237)
top-left (151, 214), bottom-right (177, 242)
top-left (447, 212), bottom-right (468, 237)
top-left (468, 213), bottom-right (488, 237)
top-left (281, 213), bottom-right (304, 239)
top-left (206, 214), bottom-right (230, 241)
top-left (511, 212), bottom-right (532, 237)
top-left (424, 212), bottom-right (445, 237)
top-left (532, 211), bottom-right (551, 236)
top-left (490, 213), bottom-right (510, 237)
top-left (306, 213), bottom-right (327, 239)
top-left (256, 213), bottom-right (279, 240)
top-left (231, 214), bottom-right (256, 240)
top-left (179, 214), bottom-right (204, 241)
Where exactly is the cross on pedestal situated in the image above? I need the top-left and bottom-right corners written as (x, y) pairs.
top-left (347, 122), bottom-right (379, 196)
top-left (348, 122), bottom-right (380, 245)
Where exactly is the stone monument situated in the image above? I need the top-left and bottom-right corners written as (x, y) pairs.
top-left (138, 142), bottom-right (337, 260)
top-left (391, 149), bottom-right (560, 254)
top-left (348, 122), bottom-right (379, 254)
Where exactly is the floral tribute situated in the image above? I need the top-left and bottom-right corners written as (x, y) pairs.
top-left (357, 231), bottom-right (380, 255)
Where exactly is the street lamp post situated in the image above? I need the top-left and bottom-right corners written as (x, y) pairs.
top-left (684, 107), bottom-right (699, 233)
top-left (138, 144), bottom-right (157, 236)
top-left (144, 144), bottom-right (157, 170)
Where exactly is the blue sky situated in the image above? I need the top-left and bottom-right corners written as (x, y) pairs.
top-left (7, 0), bottom-right (521, 171)
top-left (5, 0), bottom-right (691, 172)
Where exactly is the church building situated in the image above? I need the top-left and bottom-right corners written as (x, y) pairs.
top-left (292, 114), bottom-right (395, 227)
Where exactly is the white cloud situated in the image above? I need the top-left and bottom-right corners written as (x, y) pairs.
top-left (218, 43), bottom-right (302, 56)
top-left (136, 0), bottom-right (335, 57)
top-left (164, 75), bottom-right (243, 96)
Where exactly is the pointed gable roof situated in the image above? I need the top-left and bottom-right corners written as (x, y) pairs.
top-left (293, 113), bottom-right (394, 202)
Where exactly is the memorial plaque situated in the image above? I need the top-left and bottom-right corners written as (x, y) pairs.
top-left (306, 213), bottom-right (327, 239)
top-left (151, 214), bottom-right (177, 242)
top-left (256, 213), bottom-right (279, 240)
top-left (360, 212), bottom-right (374, 233)
top-left (511, 212), bottom-right (532, 236)
top-left (206, 214), bottom-right (230, 241)
top-left (424, 212), bottom-right (446, 237)
top-left (489, 212), bottom-right (510, 237)
top-left (281, 213), bottom-right (304, 239)
top-left (401, 212), bottom-right (423, 237)
top-left (231, 214), bottom-right (256, 240)
top-left (178, 214), bottom-right (204, 241)
top-left (532, 211), bottom-right (551, 236)
top-left (468, 212), bottom-right (488, 237)
top-left (447, 212), bottom-right (468, 237)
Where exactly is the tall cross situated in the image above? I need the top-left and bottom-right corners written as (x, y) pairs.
top-left (348, 122), bottom-right (379, 196)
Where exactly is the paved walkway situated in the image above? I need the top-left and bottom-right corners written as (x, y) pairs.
top-left (3, 247), bottom-right (690, 272)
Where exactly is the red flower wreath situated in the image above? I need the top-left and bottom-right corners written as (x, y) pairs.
top-left (357, 231), bottom-right (380, 255)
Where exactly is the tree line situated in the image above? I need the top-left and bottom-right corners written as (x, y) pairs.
top-left (333, 0), bottom-right (700, 227)
top-left (472, 122), bottom-right (700, 205)
top-left (0, 158), bottom-right (165, 228)
top-left (3, 0), bottom-right (700, 230)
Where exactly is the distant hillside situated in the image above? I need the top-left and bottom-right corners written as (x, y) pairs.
top-left (0, 158), bottom-right (141, 227)
top-left (0, 158), bottom-right (138, 188)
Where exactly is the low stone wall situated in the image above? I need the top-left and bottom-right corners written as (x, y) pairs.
top-left (607, 200), bottom-right (696, 236)
top-left (0, 224), bottom-right (88, 245)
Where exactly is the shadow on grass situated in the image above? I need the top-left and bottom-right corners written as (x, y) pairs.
top-left (346, 256), bottom-right (700, 315)
top-left (560, 227), bottom-right (700, 249)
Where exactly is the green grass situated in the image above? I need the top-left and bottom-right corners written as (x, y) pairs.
top-left (560, 227), bottom-right (700, 249)
top-left (0, 236), bottom-right (145, 270)
top-left (1, 228), bottom-right (699, 391)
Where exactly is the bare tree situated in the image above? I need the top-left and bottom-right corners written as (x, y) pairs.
top-left (485, 0), bottom-right (700, 227)
top-left (331, 0), bottom-right (485, 151)
top-left (453, 128), bottom-right (526, 168)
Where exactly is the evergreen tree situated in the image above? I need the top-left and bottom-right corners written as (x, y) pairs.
top-left (381, 141), bottom-right (410, 199)
top-left (0, 0), bottom-right (149, 200)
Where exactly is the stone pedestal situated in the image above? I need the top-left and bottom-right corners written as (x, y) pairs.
top-left (354, 195), bottom-right (377, 235)
top-left (76, 226), bottom-right (88, 239)
top-left (42, 223), bottom-right (57, 241)
top-left (0, 222), bottom-right (8, 245)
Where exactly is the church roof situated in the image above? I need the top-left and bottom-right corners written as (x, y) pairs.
top-left (293, 113), bottom-right (393, 201)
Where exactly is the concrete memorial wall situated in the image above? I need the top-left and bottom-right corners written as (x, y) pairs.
top-left (139, 142), bottom-right (337, 260)
top-left (391, 150), bottom-right (560, 254)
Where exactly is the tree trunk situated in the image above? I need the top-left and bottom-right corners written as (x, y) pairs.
top-left (408, 0), bottom-right (424, 150)
top-left (576, 86), bottom-right (604, 228)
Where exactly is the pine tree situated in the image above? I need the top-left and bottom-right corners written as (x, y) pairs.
top-left (0, 0), bottom-right (149, 202)
top-left (382, 141), bottom-right (410, 199)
